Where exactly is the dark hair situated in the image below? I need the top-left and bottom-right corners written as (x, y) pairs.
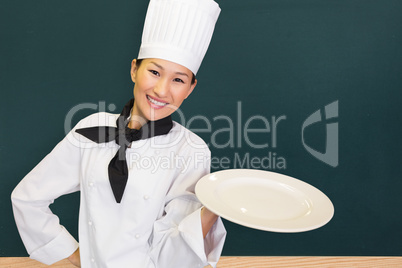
top-left (136, 59), bottom-right (196, 85)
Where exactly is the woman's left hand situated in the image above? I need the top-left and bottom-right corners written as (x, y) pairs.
top-left (201, 207), bottom-right (219, 238)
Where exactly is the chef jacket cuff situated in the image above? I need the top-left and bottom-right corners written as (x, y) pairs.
top-left (29, 226), bottom-right (79, 265)
top-left (178, 207), bottom-right (226, 268)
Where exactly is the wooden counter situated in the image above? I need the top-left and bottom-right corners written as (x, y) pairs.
top-left (1, 257), bottom-right (401, 267)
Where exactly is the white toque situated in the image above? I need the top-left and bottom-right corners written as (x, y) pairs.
top-left (138, 0), bottom-right (221, 75)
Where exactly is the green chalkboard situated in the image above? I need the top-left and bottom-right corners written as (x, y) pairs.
top-left (1, 0), bottom-right (402, 257)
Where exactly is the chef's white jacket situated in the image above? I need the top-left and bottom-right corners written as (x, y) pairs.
top-left (11, 112), bottom-right (226, 268)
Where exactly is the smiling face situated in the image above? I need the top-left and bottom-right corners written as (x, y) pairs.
top-left (129, 58), bottom-right (197, 129)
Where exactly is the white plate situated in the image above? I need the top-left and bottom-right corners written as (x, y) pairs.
top-left (195, 169), bottom-right (334, 233)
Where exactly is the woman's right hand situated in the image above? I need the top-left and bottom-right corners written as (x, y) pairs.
top-left (68, 248), bottom-right (81, 267)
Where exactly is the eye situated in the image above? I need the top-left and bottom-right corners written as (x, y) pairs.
top-left (149, 70), bottom-right (160, 76)
top-left (173, 78), bottom-right (185, 83)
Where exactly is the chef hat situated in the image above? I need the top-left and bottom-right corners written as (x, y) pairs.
top-left (138, 0), bottom-right (221, 75)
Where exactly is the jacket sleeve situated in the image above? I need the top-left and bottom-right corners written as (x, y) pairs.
top-left (148, 148), bottom-right (226, 268)
top-left (11, 127), bottom-right (84, 265)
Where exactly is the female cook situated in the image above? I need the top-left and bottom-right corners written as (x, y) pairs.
top-left (11, 0), bottom-right (226, 267)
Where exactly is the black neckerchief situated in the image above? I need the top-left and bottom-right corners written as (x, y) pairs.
top-left (75, 98), bottom-right (173, 203)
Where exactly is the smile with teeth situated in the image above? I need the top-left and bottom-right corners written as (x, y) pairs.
top-left (147, 95), bottom-right (168, 108)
